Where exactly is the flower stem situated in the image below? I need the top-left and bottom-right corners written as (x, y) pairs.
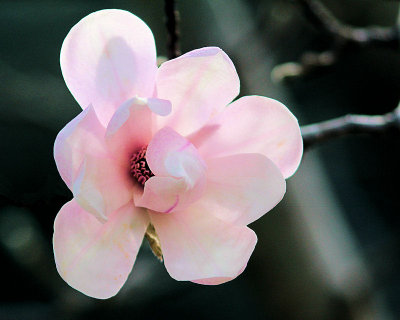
top-left (145, 223), bottom-right (163, 262)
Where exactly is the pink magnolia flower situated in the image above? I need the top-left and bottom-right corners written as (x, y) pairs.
top-left (53, 9), bottom-right (303, 299)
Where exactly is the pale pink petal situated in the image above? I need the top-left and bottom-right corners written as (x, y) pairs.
top-left (54, 105), bottom-right (106, 189)
top-left (150, 205), bottom-right (257, 282)
top-left (135, 176), bottom-right (186, 213)
top-left (146, 97), bottom-right (172, 116)
top-left (191, 277), bottom-right (234, 285)
top-left (73, 154), bottom-right (133, 222)
top-left (53, 200), bottom-right (148, 299)
top-left (190, 96), bottom-right (303, 178)
top-left (135, 175), bottom-right (205, 213)
top-left (146, 127), bottom-right (206, 184)
top-left (155, 47), bottom-right (240, 136)
top-left (137, 127), bottom-right (206, 213)
top-left (201, 154), bottom-right (285, 226)
top-left (192, 266), bottom-right (246, 285)
top-left (60, 9), bottom-right (157, 126)
top-left (104, 97), bottom-right (161, 165)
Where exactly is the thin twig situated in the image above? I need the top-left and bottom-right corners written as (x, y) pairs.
top-left (301, 104), bottom-right (400, 150)
top-left (164, 0), bottom-right (181, 59)
top-left (297, 0), bottom-right (400, 47)
top-left (273, 0), bottom-right (400, 81)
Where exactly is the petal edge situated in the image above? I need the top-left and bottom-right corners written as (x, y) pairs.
top-left (53, 200), bottom-right (148, 299)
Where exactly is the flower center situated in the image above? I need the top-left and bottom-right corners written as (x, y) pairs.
top-left (130, 146), bottom-right (154, 186)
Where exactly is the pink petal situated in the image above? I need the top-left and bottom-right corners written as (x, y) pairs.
top-left (134, 176), bottom-right (186, 213)
top-left (155, 47), bottom-right (240, 136)
top-left (53, 200), bottom-right (148, 299)
top-left (104, 97), bottom-right (164, 165)
top-left (137, 127), bottom-right (206, 213)
top-left (146, 127), bottom-right (206, 184)
top-left (60, 9), bottom-right (157, 126)
top-left (190, 96), bottom-right (303, 178)
top-left (191, 277), bottom-right (235, 285)
top-left (192, 266), bottom-right (246, 285)
top-left (146, 97), bottom-right (172, 116)
top-left (135, 175), bottom-right (205, 213)
top-left (202, 154), bottom-right (286, 226)
top-left (150, 205), bottom-right (257, 282)
top-left (73, 154), bottom-right (134, 222)
top-left (54, 105), bottom-right (106, 189)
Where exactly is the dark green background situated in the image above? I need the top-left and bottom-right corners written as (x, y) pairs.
top-left (1, 1), bottom-right (399, 319)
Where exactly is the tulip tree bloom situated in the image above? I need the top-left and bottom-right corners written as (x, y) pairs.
top-left (53, 9), bottom-right (303, 299)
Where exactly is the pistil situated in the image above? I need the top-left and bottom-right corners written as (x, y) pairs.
top-left (129, 146), bottom-right (154, 185)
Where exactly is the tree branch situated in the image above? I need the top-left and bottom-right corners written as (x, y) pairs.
top-left (164, 0), bottom-right (181, 59)
top-left (301, 104), bottom-right (400, 149)
top-left (273, 0), bottom-right (400, 82)
top-left (297, 0), bottom-right (400, 47)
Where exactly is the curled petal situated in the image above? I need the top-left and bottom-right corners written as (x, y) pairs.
top-left (135, 176), bottom-right (185, 213)
top-left (60, 9), bottom-right (157, 126)
top-left (54, 105), bottom-right (106, 189)
top-left (137, 127), bottom-right (206, 213)
top-left (145, 97), bottom-right (172, 116)
top-left (202, 153), bottom-right (286, 226)
top-left (146, 127), bottom-right (206, 185)
top-left (53, 200), bottom-right (148, 299)
top-left (135, 175), bottom-right (205, 213)
top-left (191, 96), bottom-right (303, 178)
top-left (155, 47), bottom-right (240, 136)
top-left (73, 154), bottom-right (133, 222)
top-left (105, 97), bottom-right (170, 165)
top-left (150, 205), bottom-right (257, 282)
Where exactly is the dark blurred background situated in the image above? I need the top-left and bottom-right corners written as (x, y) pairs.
top-left (1, 0), bottom-right (400, 319)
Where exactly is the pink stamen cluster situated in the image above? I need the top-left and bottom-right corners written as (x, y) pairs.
top-left (130, 146), bottom-right (154, 185)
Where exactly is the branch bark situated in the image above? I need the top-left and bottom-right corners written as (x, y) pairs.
top-left (273, 0), bottom-right (400, 81)
top-left (164, 0), bottom-right (181, 59)
top-left (297, 0), bottom-right (400, 47)
top-left (301, 104), bottom-right (400, 149)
